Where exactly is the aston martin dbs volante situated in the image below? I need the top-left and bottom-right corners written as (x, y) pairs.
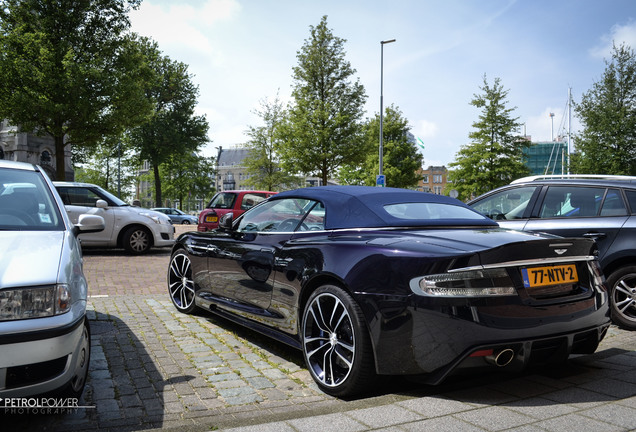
top-left (167, 186), bottom-right (610, 397)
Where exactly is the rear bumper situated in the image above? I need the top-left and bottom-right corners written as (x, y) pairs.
top-left (363, 290), bottom-right (611, 381)
top-left (417, 323), bottom-right (610, 384)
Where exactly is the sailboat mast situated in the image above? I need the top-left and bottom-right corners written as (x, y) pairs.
top-left (568, 87), bottom-right (572, 174)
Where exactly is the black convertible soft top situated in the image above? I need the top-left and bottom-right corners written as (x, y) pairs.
top-left (271, 186), bottom-right (497, 230)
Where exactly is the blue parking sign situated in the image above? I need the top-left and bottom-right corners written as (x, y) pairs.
top-left (376, 175), bottom-right (385, 187)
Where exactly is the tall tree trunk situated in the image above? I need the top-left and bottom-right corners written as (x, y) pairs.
top-left (54, 135), bottom-right (66, 181)
top-left (153, 164), bottom-right (162, 207)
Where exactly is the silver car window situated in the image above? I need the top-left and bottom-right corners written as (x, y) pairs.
top-left (599, 189), bottom-right (628, 216)
top-left (471, 186), bottom-right (537, 220)
top-left (540, 186), bottom-right (604, 218)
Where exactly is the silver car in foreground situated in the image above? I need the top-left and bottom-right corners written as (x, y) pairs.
top-left (0, 160), bottom-right (104, 398)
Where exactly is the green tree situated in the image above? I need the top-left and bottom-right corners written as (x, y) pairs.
top-left (339, 105), bottom-right (423, 188)
top-left (0, 0), bottom-right (153, 180)
top-left (278, 16), bottom-right (367, 186)
top-left (73, 136), bottom-right (140, 202)
top-left (571, 44), bottom-right (636, 175)
top-left (243, 94), bottom-right (300, 191)
top-left (128, 39), bottom-right (209, 207)
top-left (449, 75), bottom-right (529, 200)
top-left (160, 153), bottom-right (216, 212)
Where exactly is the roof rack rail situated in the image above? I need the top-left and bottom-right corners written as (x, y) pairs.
top-left (511, 174), bottom-right (636, 184)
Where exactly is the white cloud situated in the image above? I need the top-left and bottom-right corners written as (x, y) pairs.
top-left (129, 0), bottom-right (241, 55)
top-left (413, 120), bottom-right (439, 139)
top-left (590, 20), bottom-right (636, 58)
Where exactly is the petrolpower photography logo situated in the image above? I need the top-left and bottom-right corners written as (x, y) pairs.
top-left (0, 397), bottom-right (95, 414)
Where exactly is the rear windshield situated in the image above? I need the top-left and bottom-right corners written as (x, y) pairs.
top-left (207, 192), bottom-right (238, 209)
top-left (384, 202), bottom-right (489, 221)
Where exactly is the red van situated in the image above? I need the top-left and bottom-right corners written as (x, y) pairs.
top-left (197, 190), bottom-right (277, 231)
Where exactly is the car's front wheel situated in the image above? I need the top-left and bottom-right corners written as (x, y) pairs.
top-left (302, 285), bottom-right (374, 397)
top-left (182, 220), bottom-right (191, 225)
top-left (607, 265), bottom-right (636, 330)
top-left (123, 226), bottom-right (152, 254)
top-left (168, 249), bottom-right (196, 313)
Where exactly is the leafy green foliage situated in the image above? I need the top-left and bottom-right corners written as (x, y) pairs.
top-left (0, 0), bottom-right (150, 180)
top-left (278, 16), bottom-right (367, 185)
top-left (449, 75), bottom-right (529, 200)
top-left (73, 136), bottom-right (140, 202)
top-left (242, 95), bottom-right (301, 191)
top-left (127, 39), bottom-right (209, 207)
top-left (160, 152), bottom-right (216, 212)
top-left (571, 44), bottom-right (636, 175)
top-left (339, 105), bottom-right (423, 188)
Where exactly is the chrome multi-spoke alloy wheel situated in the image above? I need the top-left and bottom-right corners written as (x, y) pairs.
top-left (303, 291), bottom-right (356, 388)
top-left (168, 250), bottom-right (196, 313)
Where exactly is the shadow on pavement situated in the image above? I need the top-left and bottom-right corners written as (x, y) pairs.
top-left (2, 312), bottom-right (193, 431)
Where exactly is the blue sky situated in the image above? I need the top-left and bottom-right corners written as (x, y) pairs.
top-left (129, 0), bottom-right (636, 168)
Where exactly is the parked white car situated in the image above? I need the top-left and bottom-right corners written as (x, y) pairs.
top-left (1, 160), bottom-right (105, 398)
top-left (54, 182), bottom-right (175, 254)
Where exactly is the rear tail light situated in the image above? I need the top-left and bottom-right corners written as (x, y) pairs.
top-left (410, 268), bottom-right (516, 297)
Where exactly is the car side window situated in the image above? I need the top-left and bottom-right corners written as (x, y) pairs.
top-left (237, 198), bottom-right (317, 233)
top-left (58, 187), bottom-right (101, 207)
top-left (297, 201), bottom-right (325, 231)
top-left (540, 186), bottom-right (603, 218)
top-left (470, 186), bottom-right (536, 220)
top-left (626, 190), bottom-right (636, 214)
top-left (599, 189), bottom-right (628, 216)
top-left (241, 193), bottom-right (267, 210)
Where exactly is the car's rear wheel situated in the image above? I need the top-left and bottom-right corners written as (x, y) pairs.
top-left (607, 266), bottom-right (636, 330)
top-left (302, 285), bottom-right (374, 397)
top-left (123, 226), bottom-right (151, 254)
top-left (168, 250), bottom-right (196, 313)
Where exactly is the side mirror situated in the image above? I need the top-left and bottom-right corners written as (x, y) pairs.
top-left (74, 214), bottom-right (105, 235)
top-left (96, 199), bottom-right (108, 208)
top-left (219, 212), bottom-right (234, 230)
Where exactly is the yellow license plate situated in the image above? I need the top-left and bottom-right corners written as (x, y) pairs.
top-left (521, 264), bottom-right (578, 288)
top-left (205, 215), bottom-right (218, 223)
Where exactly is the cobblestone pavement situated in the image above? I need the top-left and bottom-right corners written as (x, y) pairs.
top-left (4, 229), bottom-right (636, 431)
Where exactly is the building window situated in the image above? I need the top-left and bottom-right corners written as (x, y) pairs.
top-left (40, 150), bottom-right (52, 166)
top-left (433, 174), bottom-right (443, 184)
top-left (422, 175), bottom-right (429, 183)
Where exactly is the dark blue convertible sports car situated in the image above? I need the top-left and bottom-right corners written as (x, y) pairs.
top-left (167, 186), bottom-right (610, 396)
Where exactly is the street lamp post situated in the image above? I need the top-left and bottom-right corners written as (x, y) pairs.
top-left (379, 39), bottom-right (396, 186)
top-left (550, 112), bottom-right (555, 141)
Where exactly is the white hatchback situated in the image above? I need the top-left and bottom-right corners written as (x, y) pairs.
top-left (54, 182), bottom-right (175, 254)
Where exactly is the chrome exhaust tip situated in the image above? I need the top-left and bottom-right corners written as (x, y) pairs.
top-left (485, 348), bottom-right (515, 367)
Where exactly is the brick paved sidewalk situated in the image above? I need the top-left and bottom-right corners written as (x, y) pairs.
top-left (4, 242), bottom-right (636, 431)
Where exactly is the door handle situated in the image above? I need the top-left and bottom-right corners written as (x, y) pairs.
top-left (583, 232), bottom-right (606, 240)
